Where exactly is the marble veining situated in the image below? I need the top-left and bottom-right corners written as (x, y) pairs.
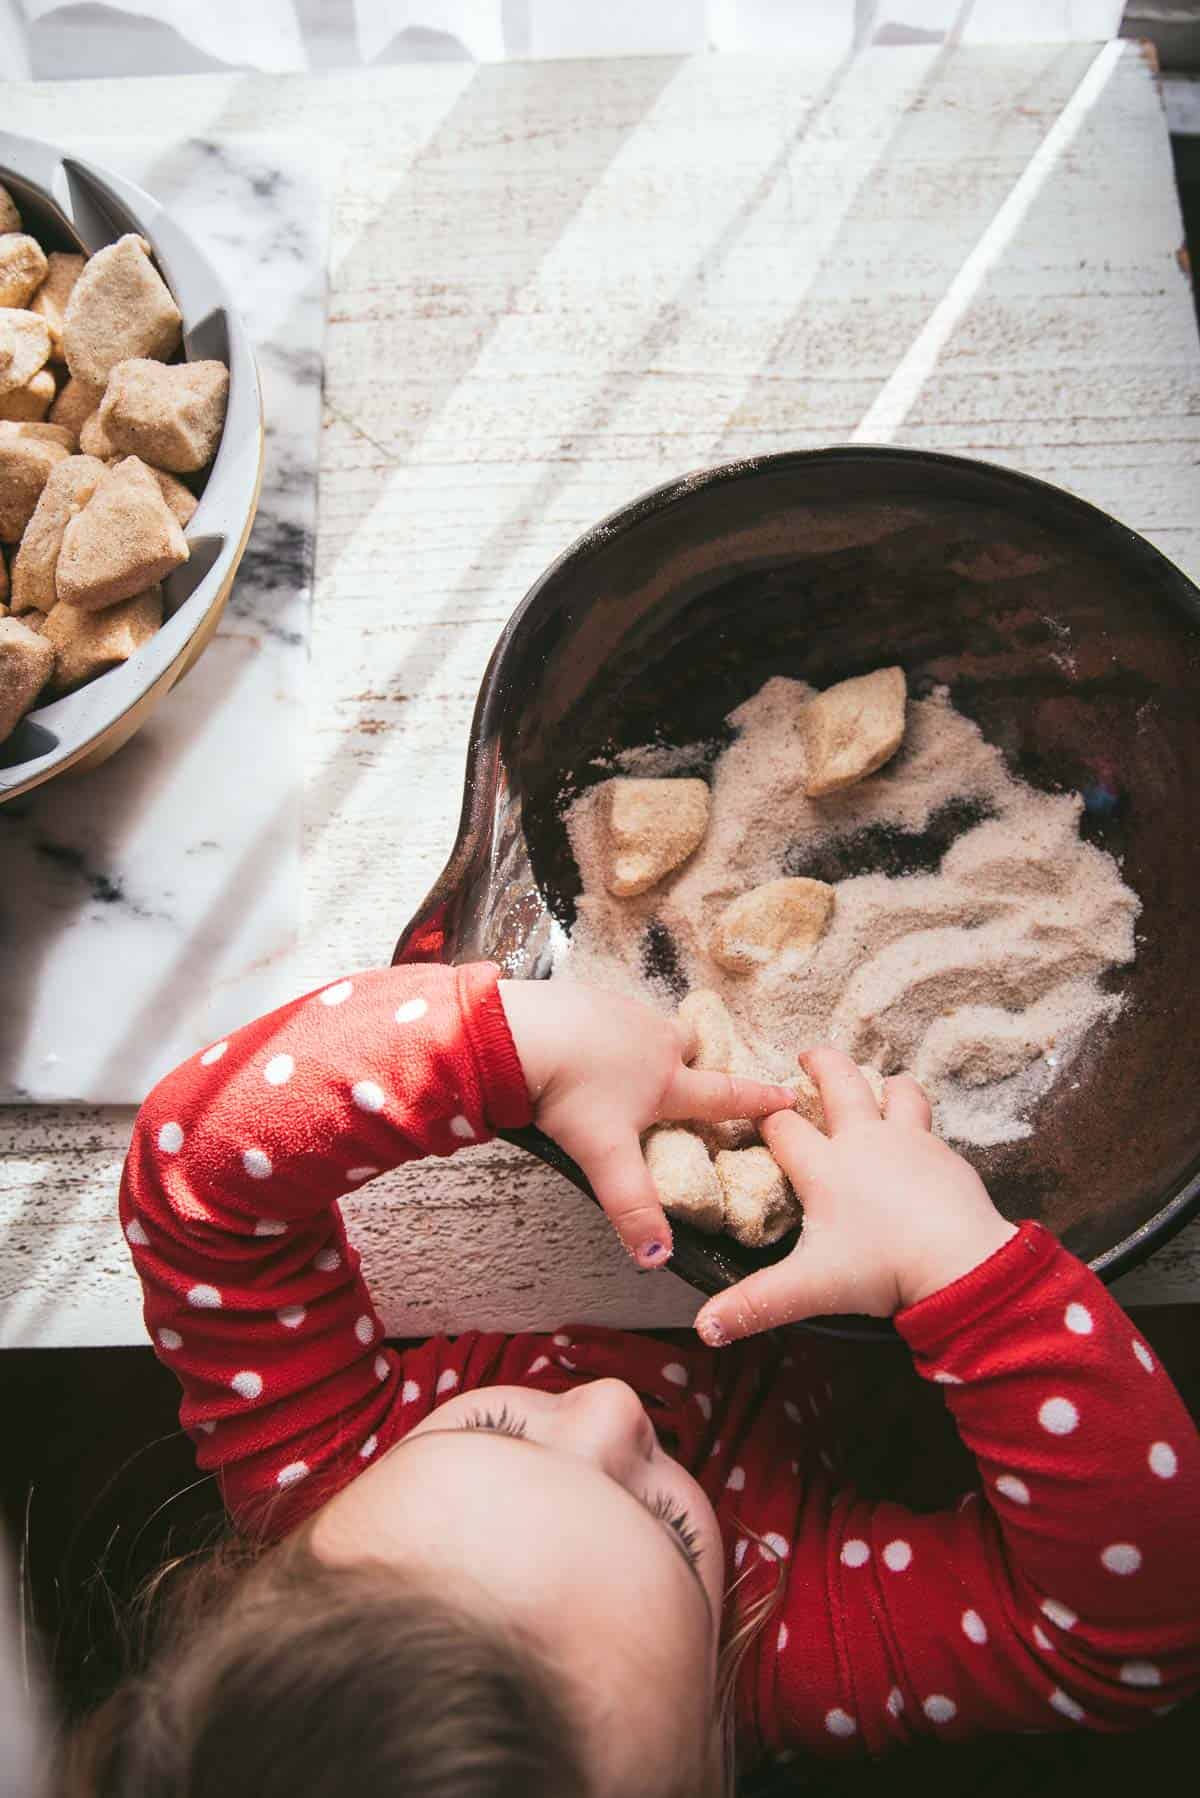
top-left (0, 136), bottom-right (325, 1105)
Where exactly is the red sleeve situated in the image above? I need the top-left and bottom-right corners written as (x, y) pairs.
top-left (118, 962), bottom-right (531, 1534)
top-left (769, 1224), bottom-right (1200, 1754)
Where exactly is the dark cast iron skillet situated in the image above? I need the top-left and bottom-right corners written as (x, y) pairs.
top-left (394, 447), bottom-right (1200, 1332)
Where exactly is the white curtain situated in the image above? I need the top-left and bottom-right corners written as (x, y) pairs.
top-left (0, 0), bottom-right (1129, 81)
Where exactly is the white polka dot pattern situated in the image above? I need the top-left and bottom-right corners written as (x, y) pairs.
top-left (319, 980), bottom-right (353, 1006)
top-left (1038, 1396), bottom-right (1078, 1436)
top-left (354, 1314), bottom-right (374, 1345)
top-left (1048, 1688), bottom-right (1085, 1722)
top-left (1148, 1441), bottom-right (1177, 1479)
top-left (277, 1304), bottom-right (306, 1329)
top-left (436, 1369), bottom-right (459, 1394)
top-left (125, 1218), bottom-right (149, 1247)
top-left (527, 1356), bottom-right (550, 1375)
top-left (346, 1166), bottom-right (379, 1182)
top-left (694, 1392), bottom-right (712, 1420)
top-left (840, 1539), bottom-right (870, 1568)
top-left (726, 1465), bottom-right (746, 1491)
top-left (359, 1435), bottom-right (378, 1459)
top-left (886, 1687), bottom-right (904, 1718)
top-left (1101, 1542), bottom-right (1141, 1575)
top-left (231, 1370), bottom-right (263, 1401)
top-left (264, 1054), bottom-right (294, 1086)
top-left (374, 1355), bottom-right (390, 1382)
top-left (824, 1709), bottom-right (856, 1738)
top-left (254, 1218), bottom-right (286, 1236)
top-left (314, 1248), bottom-right (340, 1273)
top-left (662, 1362), bottom-right (688, 1386)
top-left (276, 1461), bottom-right (310, 1487)
top-left (242, 1148), bottom-right (272, 1180)
top-left (996, 1474), bottom-right (1030, 1506)
top-left (1132, 1338), bottom-right (1155, 1373)
top-left (402, 1380), bottom-right (420, 1404)
top-left (923, 1695), bottom-right (956, 1724)
top-left (1064, 1303), bottom-right (1093, 1335)
top-left (734, 1540), bottom-right (748, 1569)
top-left (1041, 1598), bottom-right (1077, 1630)
top-left (157, 1121), bottom-right (183, 1153)
top-left (352, 1080), bottom-right (386, 1113)
top-left (760, 1533), bottom-right (789, 1561)
top-left (962, 1609), bottom-right (988, 1644)
top-left (784, 1400), bottom-right (802, 1423)
top-left (882, 1539), bottom-right (912, 1572)
top-left (200, 1041), bottom-right (228, 1064)
top-left (1119, 1661), bottom-right (1161, 1687)
top-left (933, 1371), bottom-right (962, 1385)
top-left (186, 1284), bottom-right (221, 1309)
top-left (157, 1327), bottom-right (182, 1351)
top-left (1033, 1624), bottom-right (1055, 1653)
top-left (777, 1623), bottom-right (789, 1652)
top-left (394, 998), bottom-right (428, 1024)
top-left (553, 1333), bottom-right (571, 1347)
top-left (197, 1420), bottom-right (216, 1435)
top-left (449, 1114), bottom-right (475, 1139)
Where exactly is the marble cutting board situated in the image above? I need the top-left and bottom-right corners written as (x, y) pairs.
top-left (0, 136), bottom-right (325, 1104)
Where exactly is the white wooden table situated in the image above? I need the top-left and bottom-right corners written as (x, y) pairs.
top-left (2, 40), bottom-right (1199, 1345)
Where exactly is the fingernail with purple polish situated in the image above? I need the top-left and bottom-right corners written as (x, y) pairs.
top-left (639, 1241), bottom-right (667, 1267)
top-left (698, 1315), bottom-right (728, 1347)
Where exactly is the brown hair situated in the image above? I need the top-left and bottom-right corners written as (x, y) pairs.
top-left (56, 1534), bottom-right (744, 1798)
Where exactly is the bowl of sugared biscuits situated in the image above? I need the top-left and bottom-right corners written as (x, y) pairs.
top-left (0, 130), bottom-right (263, 800)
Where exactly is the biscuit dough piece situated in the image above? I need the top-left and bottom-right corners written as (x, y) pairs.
top-left (56, 456), bottom-right (188, 610)
top-left (62, 234), bottom-right (182, 388)
top-left (712, 877), bottom-right (835, 973)
top-left (42, 584), bottom-right (162, 696)
top-left (0, 546), bottom-right (9, 604)
top-left (0, 368), bottom-right (55, 423)
top-left (0, 187), bottom-right (21, 235)
top-left (802, 666), bottom-right (907, 797)
top-left (99, 357), bottom-right (229, 474)
top-left (714, 1147), bottom-right (800, 1248)
top-left (0, 235), bottom-right (49, 309)
top-left (678, 987), bottom-right (758, 1149)
top-left (142, 464), bottom-right (198, 526)
top-left (644, 1126), bottom-right (725, 1235)
top-left (78, 409), bottom-right (114, 459)
top-left (0, 310), bottom-right (51, 397)
top-left (49, 376), bottom-right (102, 445)
top-left (0, 422), bottom-right (71, 542)
top-left (602, 777), bottom-right (710, 897)
top-left (10, 454), bottom-right (106, 612)
top-left (0, 615), bottom-right (55, 743)
top-left (29, 251), bottom-right (87, 358)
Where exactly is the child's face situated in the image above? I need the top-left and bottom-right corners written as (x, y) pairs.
top-left (310, 1376), bottom-right (724, 1789)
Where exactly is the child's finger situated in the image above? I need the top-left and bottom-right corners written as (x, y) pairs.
top-left (801, 1045), bottom-right (880, 1132)
top-left (883, 1072), bottom-right (932, 1131)
top-left (693, 1242), bottom-right (847, 1345)
top-left (662, 1066), bottom-right (796, 1124)
top-left (759, 1109), bottom-right (832, 1191)
top-left (570, 1132), bottom-right (675, 1269)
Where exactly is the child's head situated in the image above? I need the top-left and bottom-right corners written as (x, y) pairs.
top-left (64, 1378), bottom-right (738, 1797)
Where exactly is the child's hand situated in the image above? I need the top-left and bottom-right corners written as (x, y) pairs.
top-left (499, 981), bottom-right (795, 1269)
top-left (694, 1047), bottom-right (1018, 1344)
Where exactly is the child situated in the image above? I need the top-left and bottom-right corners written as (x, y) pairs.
top-left (71, 962), bottom-right (1199, 1796)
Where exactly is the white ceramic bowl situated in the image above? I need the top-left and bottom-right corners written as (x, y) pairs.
top-left (0, 130), bottom-right (263, 801)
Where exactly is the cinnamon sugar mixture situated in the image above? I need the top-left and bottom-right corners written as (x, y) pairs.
top-left (554, 678), bottom-right (1140, 1148)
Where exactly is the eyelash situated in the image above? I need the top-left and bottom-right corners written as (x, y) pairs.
top-left (458, 1410), bottom-right (703, 1569)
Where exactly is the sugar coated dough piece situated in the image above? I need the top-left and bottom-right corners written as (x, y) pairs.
top-left (142, 464), bottom-right (198, 526)
top-left (802, 666), bottom-right (907, 798)
top-left (0, 235), bottom-right (49, 310)
top-left (712, 876), bottom-right (835, 974)
top-left (603, 777), bottom-right (710, 897)
top-left (11, 454), bottom-right (106, 612)
top-left (677, 987), bottom-right (759, 1147)
top-left (49, 376), bottom-right (103, 446)
top-left (56, 455), bottom-right (188, 611)
top-left (79, 408), bottom-right (115, 459)
top-left (644, 1126), bottom-right (725, 1234)
top-left (0, 188), bottom-right (22, 235)
top-left (792, 1062), bottom-right (886, 1133)
top-left (99, 358), bottom-right (230, 474)
top-left (62, 234), bottom-right (182, 388)
top-left (714, 1147), bottom-right (800, 1248)
top-left (0, 423), bottom-right (71, 542)
top-left (42, 584), bottom-right (163, 696)
top-left (0, 547), bottom-right (9, 604)
top-left (0, 614), bottom-right (55, 743)
top-left (30, 252), bottom-right (87, 358)
top-left (0, 310), bottom-right (52, 398)
top-left (0, 368), bottom-right (55, 424)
